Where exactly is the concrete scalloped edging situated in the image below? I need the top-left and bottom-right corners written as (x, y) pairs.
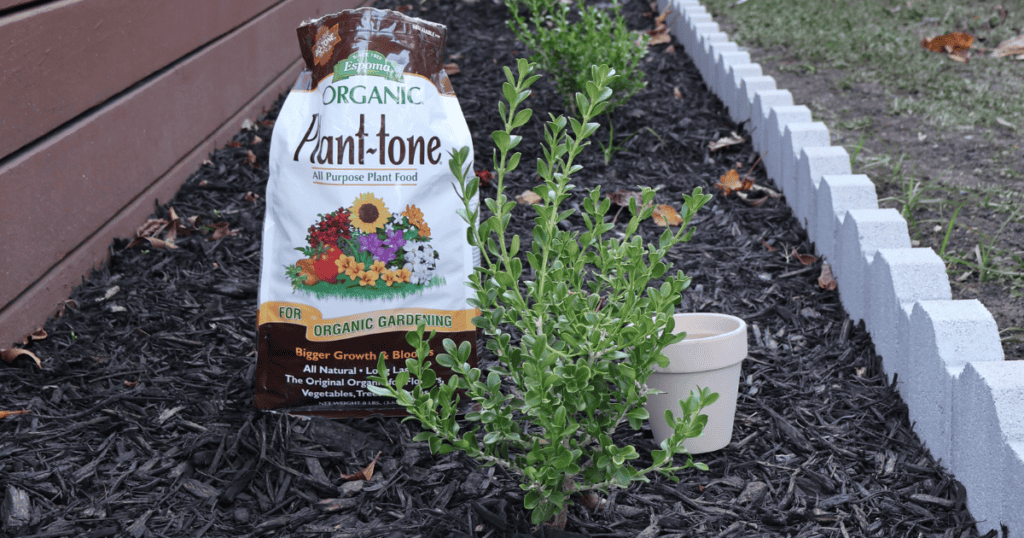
top-left (657, 0), bottom-right (1024, 533)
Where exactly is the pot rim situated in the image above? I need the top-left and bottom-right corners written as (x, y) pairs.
top-left (652, 312), bottom-right (748, 373)
top-left (668, 312), bottom-right (746, 342)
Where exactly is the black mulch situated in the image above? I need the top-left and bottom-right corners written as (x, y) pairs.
top-left (0, 1), bottom-right (993, 537)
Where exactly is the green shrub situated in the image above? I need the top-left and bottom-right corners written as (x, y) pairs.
top-left (505, 0), bottom-right (648, 112)
top-left (368, 60), bottom-right (715, 525)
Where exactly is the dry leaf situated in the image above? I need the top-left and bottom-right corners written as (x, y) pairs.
top-left (475, 169), bottom-right (493, 187)
top-left (921, 32), bottom-right (974, 54)
top-left (209, 222), bottom-right (238, 241)
top-left (126, 218), bottom-right (170, 249)
top-left (0, 410), bottom-right (30, 420)
top-left (580, 491), bottom-right (603, 510)
top-left (791, 248), bottom-right (818, 265)
top-left (665, 44), bottom-right (676, 54)
top-left (648, 33), bottom-right (672, 45)
top-left (98, 286), bottom-right (120, 302)
top-left (743, 193), bottom-right (767, 207)
top-left (818, 263), bottom-right (837, 290)
top-left (342, 451), bottom-right (381, 481)
top-left (245, 150), bottom-right (257, 166)
top-left (396, 3), bottom-right (414, 12)
top-left (2, 348), bottom-right (42, 368)
top-left (146, 237), bottom-right (176, 250)
top-left (736, 190), bottom-right (768, 207)
top-left (56, 300), bottom-right (77, 319)
top-left (762, 240), bottom-right (777, 252)
top-left (606, 189), bottom-right (644, 208)
top-left (516, 190), bottom-right (542, 205)
top-left (991, 34), bottom-right (1024, 57)
top-left (645, 9), bottom-right (671, 47)
top-left (252, 135), bottom-right (262, 145)
top-left (443, 63), bottom-right (460, 75)
top-left (651, 204), bottom-right (683, 226)
top-left (29, 328), bottom-right (47, 341)
top-left (948, 49), bottom-right (970, 63)
top-left (167, 207), bottom-right (194, 240)
top-left (125, 380), bottom-right (139, 388)
top-left (715, 169), bottom-right (754, 196)
top-left (244, 192), bottom-right (260, 204)
top-left (708, 132), bottom-right (745, 152)
top-left (138, 218), bottom-right (169, 238)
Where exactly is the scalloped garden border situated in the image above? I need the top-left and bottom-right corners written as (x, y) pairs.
top-left (656, 0), bottom-right (1024, 533)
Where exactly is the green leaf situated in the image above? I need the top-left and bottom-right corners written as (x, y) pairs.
top-left (511, 108), bottom-right (533, 128)
top-left (365, 384), bottom-right (391, 397)
top-left (524, 490), bottom-right (541, 509)
top-left (626, 407), bottom-right (649, 421)
top-left (492, 131), bottom-right (511, 152)
top-left (483, 431), bottom-right (502, 445)
top-left (420, 367), bottom-right (436, 389)
top-left (508, 152), bottom-right (522, 172)
top-left (502, 82), bottom-right (518, 106)
top-left (553, 405), bottom-right (567, 428)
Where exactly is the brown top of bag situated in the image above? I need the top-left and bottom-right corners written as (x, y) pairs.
top-left (296, 7), bottom-right (452, 94)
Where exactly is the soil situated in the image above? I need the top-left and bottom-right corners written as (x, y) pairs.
top-left (708, 12), bottom-right (1024, 360)
top-left (0, 1), bottom-right (1002, 537)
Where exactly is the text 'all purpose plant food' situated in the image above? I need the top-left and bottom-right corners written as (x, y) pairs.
top-left (255, 8), bottom-right (477, 416)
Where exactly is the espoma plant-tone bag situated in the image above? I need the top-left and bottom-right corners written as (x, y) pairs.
top-left (255, 8), bottom-right (477, 416)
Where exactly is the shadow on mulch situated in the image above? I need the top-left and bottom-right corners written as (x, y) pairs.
top-left (0, 1), bottom-right (993, 537)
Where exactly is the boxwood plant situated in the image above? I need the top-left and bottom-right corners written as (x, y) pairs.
top-left (368, 60), bottom-right (716, 525)
top-left (504, 0), bottom-right (647, 112)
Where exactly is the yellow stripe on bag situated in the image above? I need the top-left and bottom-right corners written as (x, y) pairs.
top-left (258, 302), bottom-right (477, 341)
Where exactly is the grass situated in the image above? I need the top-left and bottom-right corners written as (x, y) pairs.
top-left (701, 0), bottom-right (1024, 134)
top-left (852, 143), bottom-right (1024, 293)
top-left (701, 0), bottom-right (1024, 346)
top-left (297, 276), bottom-right (445, 300)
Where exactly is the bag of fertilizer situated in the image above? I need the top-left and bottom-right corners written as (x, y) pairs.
top-left (255, 7), bottom-right (477, 416)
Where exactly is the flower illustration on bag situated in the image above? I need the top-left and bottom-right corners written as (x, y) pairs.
top-left (285, 194), bottom-right (442, 298)
top-left (350, 193), bottom-right (389, 234)
top-left (402, 205), bottom-right (431, 237)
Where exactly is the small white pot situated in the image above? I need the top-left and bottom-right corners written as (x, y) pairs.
top-left (645, 313), bottom-right (747, 454)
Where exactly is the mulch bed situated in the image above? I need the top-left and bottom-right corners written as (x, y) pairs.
top-left (0, 1), bottom-right (994, 537)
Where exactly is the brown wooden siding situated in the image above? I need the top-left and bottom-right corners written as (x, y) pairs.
top-left (0, 1), bottom-right (33, 12)
top-left (0, 0), bottom-right (281, 160)
top-left (0, 0), bottom-right (367, 347)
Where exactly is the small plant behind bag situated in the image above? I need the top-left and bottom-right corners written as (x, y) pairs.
top-left (367, 59), bottom-right (716, 526)
top-left (504, 0), bottom-right (647, 113)
top-left (505, 0), bottom-right (649, 165)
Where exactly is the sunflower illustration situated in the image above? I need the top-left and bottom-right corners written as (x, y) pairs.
top-left (402, 204), bottom-right (431, 238)
top-left (349, 193), bottom-right (389, 234)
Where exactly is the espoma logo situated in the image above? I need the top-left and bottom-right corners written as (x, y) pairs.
top-left (332, 51), bottom-right (403, 83)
